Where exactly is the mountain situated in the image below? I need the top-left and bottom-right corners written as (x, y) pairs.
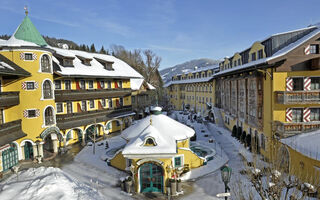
top-left (160, 58), bottom-right (220, 83)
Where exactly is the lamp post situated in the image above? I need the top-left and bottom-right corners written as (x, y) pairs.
top-left (220, 165), bottom-right (232, 200)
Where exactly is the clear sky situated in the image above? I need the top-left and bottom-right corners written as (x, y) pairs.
top-left (0, 0), bottom-right (319, 70)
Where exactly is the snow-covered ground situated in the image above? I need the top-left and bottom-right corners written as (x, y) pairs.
top-left (0, 167), bottom-right (105, 200)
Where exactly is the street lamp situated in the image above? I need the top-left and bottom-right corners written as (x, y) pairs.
top-left (220, 164), bottom-right (232, 200)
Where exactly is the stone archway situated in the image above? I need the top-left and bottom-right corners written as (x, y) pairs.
top-left (40, 127), bottom-right (62, 158)
top-left (105, 119), bottom-right (123, 135)
top-left (66, 128), bottom-right (83, 145)
top-left (24, 141), bottom-right (34, 160)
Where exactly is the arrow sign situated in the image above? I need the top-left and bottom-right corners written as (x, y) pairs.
top-left (216, 192), bottom-right (231, 197)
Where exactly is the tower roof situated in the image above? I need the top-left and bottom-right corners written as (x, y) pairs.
top-left (11, 15), bottom-right (47, 46)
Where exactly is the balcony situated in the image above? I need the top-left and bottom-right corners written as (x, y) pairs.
top-left (56, 106), bottom-right (132, 130)
top-left (273, 121), bottom-right (320, 138)
top-left (55, 88), bottom-right (132, 102)
top-left (275, 91), bottom-right (320, 105)
top-left (0, 92), bottom-right (19, 108)
top-left (0, 119), bottom-right (26, 146)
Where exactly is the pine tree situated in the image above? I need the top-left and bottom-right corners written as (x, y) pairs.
top-left (100, 46), bottom-right (106, 54)
top-left (90, 44), bottom-right (96, 53)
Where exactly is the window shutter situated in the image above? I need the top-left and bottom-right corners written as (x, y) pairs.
top-left (114, 81), bottom-right (118, 89)
top-left (286, 77), bottom-right (293, 91)
top-left (97, 81), bottom-right (101, 89)
top-left (286, 108), bottom-right (292, 122)
top-left (76, 81), bottom-right (80, 90)
top-left (303, 107), bottom-right (310, 122)
top-left (304, 77), bottom-right (311, 91)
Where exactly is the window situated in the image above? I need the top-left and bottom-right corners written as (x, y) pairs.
top-left (44, 107), bottom-right (54, 126)
top-left (80, 80), bottom-right (86, 89)
top-left (28, 110), bottom-right (36, 118)
top-left (145, 138), bottom-right (156, 146)
top-left (310, 44), bottom-right (319, 54)
top-left (119, 98), bottom-right (123, 107)
top-left (234, 61), bottom-right (237, 67)
top-left (41, 55), bottom-right (51, 72)
top-left (108, 99), bottom-right (113, 108)
top-left (100, 81), bottom-right (105, 89)
top-left (251, 52), bottom-right (256, 61)
top-left (101, 99), bottom-right (106, 107)
top-left (56, 103), bottom-right (63, 113)
top-left (174, 156), bottom-right (183, 167)
top-left (261, 134), bottom-right (265, 150)
top-left (258, 49), bottom-right (263, 59)
top-left (118, 81), bottom-right (122, 88)
top-left (54, 80), bottom-right (61, 90)
top-left (107, 81), bottom-right (112, 89)
top-left (116, 120), bottom-right (120, 126)
top-left (82, 100), bottom-right (87, 111)
top-left (292, 108), bottom-right (303, 122)
top-left (65, 80), bottom-right (71, 90)
top-left (238, 59), bottom-right (241, 65)
top-left (292, 78), bottom-right (304, 91)
top-left (311, 77), bottom-right (320, 90)
top-left (88, 80), bottom-right (94, 89)
top-left (63, 59), bottom-right (73, 66)
top-left (26, 82), bottom-right (35, 90)
top-left (310, 108), bottom-right (320, 121)
top-left (104, 62), bottom-right (114, 70)
top-left (67, 102), bottom-right (73, 114)
top-left (89, 100), bottom-right (95, 109)
top-left (43, 80), bottom-right (53, 99)
top-left (132, 96), bottom-right (135, 103)
top-left (25, 53), bottom-right (33, 60)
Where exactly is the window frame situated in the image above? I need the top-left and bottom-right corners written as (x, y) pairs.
top-left (172, 155), bottom-right (184, 168)
top-left (40, 54), bottom-right (52, 73)
top-left (26, 81), bottom-right (36, 90)
top-left (89, 100), bottom-right (95, 109)
top-left (64, 80), bottom-right (71, 90)
top-left (56, 103), bottom-right (63, 113)
top-left (54, 80), bottom-right (62, 90)
top-left (24, 53), bottom-right (34, 61)
top-left (88, 80), bottom-right (94, 89)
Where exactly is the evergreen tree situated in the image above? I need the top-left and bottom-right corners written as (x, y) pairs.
top-left (86, 45), bottom-right (90, 52)
top-left (99, 46), bottom-right (106, 54)
top-left (90, 44), bottom-right (96, 53)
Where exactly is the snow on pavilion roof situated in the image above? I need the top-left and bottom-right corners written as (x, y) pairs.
top-left (121, 114), bottom-right (194, 155)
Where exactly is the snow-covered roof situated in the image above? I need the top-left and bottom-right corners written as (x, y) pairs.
top-left (52, 47), bottom-right (143, 79)
top-left (280, 130), bottom-right (320, 161)
top-left (0, 54), bottom-right (30, 76)
top-left (121, 114), bottom-right (194, 155)
top-left (175, 64), bottom-right (219, 76)
top-left (163, 76), bottom-right (213, 87)
top-left (130, 78), bottom-right (156, 90)
top-left (215, 26), bottom-right (320, 77)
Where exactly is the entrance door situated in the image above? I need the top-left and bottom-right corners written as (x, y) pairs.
top-left (24, 142), bottom-right (34, 160)
top-left (139, 163), bottom-right (163, 193)
top-left (2, 143), bottom-right (18, 171)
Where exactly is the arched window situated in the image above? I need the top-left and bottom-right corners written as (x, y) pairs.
top-left (45, 107), bottom-right (54, 126)
top-left (41, 55), bottom-right (51, 73)
top-left (43, 80), bottom-right (53, 99)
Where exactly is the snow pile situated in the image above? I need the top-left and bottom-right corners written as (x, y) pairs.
top-left (0, 167), bottom-right (104, 200)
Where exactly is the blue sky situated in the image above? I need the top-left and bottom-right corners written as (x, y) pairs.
top-left (0, 0), bottom-right (319, 70)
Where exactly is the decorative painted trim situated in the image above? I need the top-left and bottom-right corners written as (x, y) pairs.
top-left (286, 108), bottom-right (292, 122)
top-left (136, 158), bottom-right (164, 166)
top-left (303, 107), bottom-right (311, 122)
top-left (286, 77), bottom-right (293, 91)
top-left (304, 77), bottom-right (311, 91)
top-left (23, 109), bottom-right (40, 118)
top-left (21, 81), bottom-right (39, 90)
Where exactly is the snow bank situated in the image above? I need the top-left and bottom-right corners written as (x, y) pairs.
top-left (0, 167), bottom-right (104, 200)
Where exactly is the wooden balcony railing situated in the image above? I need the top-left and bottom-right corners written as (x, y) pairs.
top-left (275, 91), bottom-right (320, 104)
top-left (0, 92), bottom-right (19, 107)
top-left (273, 121), bottom-right (320, 138)
top-left (0, 119), bottom-right (26, 146)
top-left (56, 106), bottom-right (132, 130)
top-left (54, 88), bottom-right (132, 102)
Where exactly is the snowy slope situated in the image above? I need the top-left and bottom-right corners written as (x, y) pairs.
top-left (160, 58), bottom-right (220, 83)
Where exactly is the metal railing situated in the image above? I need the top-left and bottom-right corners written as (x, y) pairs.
top-left (0, 92), bottom-right (19, 107)
top-left (275, 91), bottom-right (320, 104)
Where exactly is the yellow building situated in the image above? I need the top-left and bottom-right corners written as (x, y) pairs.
top-left (0, 13), bottom-right (143, 173)
top-left (215, 25), bottom-right (320, 183)
top-left (130, 78), bottom-right (156, 119)
top-left (164, 65), bottom-right (219, 119)
top-left (109, 107), bottom-right (204, 193)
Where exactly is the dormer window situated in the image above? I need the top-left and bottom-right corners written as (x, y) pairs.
top-left (63, 59), bottom-right (73, 67)
top-left (95, 57), bottom-right (114, 71)
top-left (258, 49), bottom-right (263, 59)
top-left (83, 59), bottom-right (91, 66)
top-left (251, 52), bottom-right (256, 61)
top-left (143, 137), bottom-right (156, 146)
top-left (77, 56), bottom-right (92, 66)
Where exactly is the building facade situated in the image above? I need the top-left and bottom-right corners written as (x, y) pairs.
top-left (164, 65), bottom-right (219, 117)
top-left (0, 13), bottom-right (144, 172)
